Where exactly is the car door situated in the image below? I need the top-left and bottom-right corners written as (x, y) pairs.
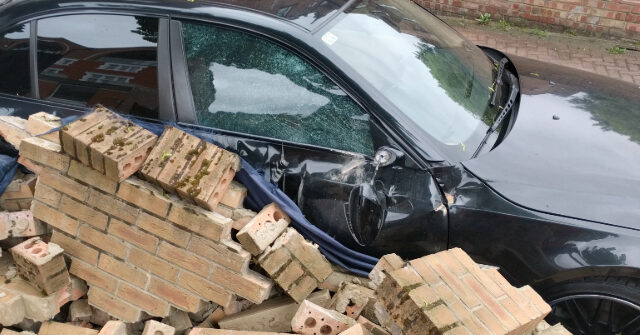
top-left (170, 18), bottom-right (448, 258)
top-left (0, 13), bottom-right (174, 122)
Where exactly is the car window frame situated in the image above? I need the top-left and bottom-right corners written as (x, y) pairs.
top-left (0, 10), bottom-right (175, 122)
top-left (170, 17), bottom-right (385, 159)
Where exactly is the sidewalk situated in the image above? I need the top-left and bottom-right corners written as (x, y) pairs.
top-left (444, 17), bottom-right (640, 85)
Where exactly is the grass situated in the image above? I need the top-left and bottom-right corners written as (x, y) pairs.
top-left (496, 19), bottom-right (512, 31)
top-left (533, 28), bottom-right (547, 37)
top-left (607, 46), bottom-right (627, 55)
top-left (476, 13), bottom-right (491, 25)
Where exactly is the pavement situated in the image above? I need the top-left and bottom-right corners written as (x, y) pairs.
top-left (443, 17), bottom-right (640, 85)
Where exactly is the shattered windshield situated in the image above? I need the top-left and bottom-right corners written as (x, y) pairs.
top-left (320, 0), bottom-right (499, 161)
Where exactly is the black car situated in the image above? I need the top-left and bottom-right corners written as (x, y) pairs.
top-left (1, 0), bottom-right (639, 333)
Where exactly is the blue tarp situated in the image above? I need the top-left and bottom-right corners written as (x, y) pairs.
top-left (4, 113), bottom-right (379, 275)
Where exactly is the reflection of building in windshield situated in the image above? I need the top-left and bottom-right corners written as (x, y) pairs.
top-left (36, 37), bottom-right (158, 117)
top-left (0, 25), bottom-right (31, 96)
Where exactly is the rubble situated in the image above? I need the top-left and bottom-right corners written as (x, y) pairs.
top-left (0, 108), bottom-right (573, 335)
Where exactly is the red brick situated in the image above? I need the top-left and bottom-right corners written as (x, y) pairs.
top-left (32, 201), bottom-right (79, 236)
top-left (137, 212), bottom-right (190, 248)
top-left (88, 286), bottom-right (142, 322)
top-left (98, 254), bottom-right (149, 288)
top-left (108, 218), bottom-right (158, 253)
top-left (220, 181), bottom-right (247, 208)
top-left (60, 108), bottom-right (111, 157)
top-left (67, 160), bottom-right (118, 194)
top-left (117, 177), bottom-right (171, 217)
top-left (168, 202), bottom-right (231, 241)
top-left (237, 203), bottom-right (290, 255)
top-left (33, 182), bottom-right (61, 208)
top-left (87, 188), bottom-right (139, 224)
top-left (19, 137), bottom-right (70, 171)
top-left (70, 259), bottom-right (118, 293)
top-left (117, 282), bottom-right (169, 317)
top-left (210, 266), bottom-right (273, 304)
top-left (39, 168), bottom-right (87, 201)
top-left (59, 195), bottom-right (108, 230)
top-left (291, 300), bottom-right (356, 335)
top-left (148, 277), bottom-right (204, 313)
top-left (78, 225), bottom-right (127, 259)
top-left (178, 271), bottom-right (235, 307)
top-left (127, 247), bottom-right (179, 282)
top-left (51, 229), bottom-right (99, 265)
top-left (10, 237), bottom-right (70, 294)
top-left (103, 127), bottom-right (157, 183)
top-left (188, 235), bottom-right (250, 273)
top-left (158, 242), bottom-right (211, 277)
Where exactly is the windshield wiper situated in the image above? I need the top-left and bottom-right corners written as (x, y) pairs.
top-left (471, 76), bottom-right (519, 159)
top-left (490, 57), bottom-right (509, 106)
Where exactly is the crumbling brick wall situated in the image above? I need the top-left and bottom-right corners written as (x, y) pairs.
top-left (412, 0), bottom-right (640, 38)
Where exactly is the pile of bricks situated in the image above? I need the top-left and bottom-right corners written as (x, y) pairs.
top-left (0, 107), bottom-right (572, 335)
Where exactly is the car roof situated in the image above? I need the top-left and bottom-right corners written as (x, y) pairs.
top-left (0, 0), bottom-right (350, 31)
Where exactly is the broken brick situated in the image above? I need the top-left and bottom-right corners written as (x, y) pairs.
top-left (0, 115), bottom-right (30, 148)
top-left (142, 319), bottom-right (175, 335)
top-left (338, 324), bottom-right (371, 335)
top-left (1, 171), bottom-right (36, 201)
top-left (368, 253), bottom-right (404, 288)
top-left (10, 237), bottom-right (70, 294)
top-left (69, 299), bottom-right (92, 322)
top-left (220, 180), bottom-right (247, 208)
top-left (237, 203), bottom-right (290, 256)
top-left (0, 210), bottom-right (47, 239)
top-left (38, 321), bottom-right (98, 335)
top-left (19, 137), bottom-right (70, 172)
top-left (97, 321), bottom-right (127, 335)
top-left (291, 300), bottom-right (356, 335)
top-left (330, 283), bottom-right (376, 319)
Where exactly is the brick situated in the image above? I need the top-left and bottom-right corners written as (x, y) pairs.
top-left (19, 137), bottom-right (70, 171)
top-left (117, 177), bottom-right (171, 217)
top-left (0, 199), bottom-right (24, 211)
top-left (188, 235), bottom-right (250, 273)
top-left (155, 129), bottom-right (204, 192)
top-left (258, 246), bottom-right (292, 275)
top-left (0, 210), bottom-right (46, 239)
top-left (0, 289), bottom-right (25, 326)
top-left (423, 255), bottom-right (481, 308)
top-left (519, 285), bottom-right (552, 316)
top-left (149, 277), bottom-right (204, 313)
top-left (158, 242), bottom-right (212, 277)
top-left (109, 218), bottom-right (158, 253)
top-left (88, 286), bottom-right (142, 322)
top-left (276, 228), bottom-right (333, 282)
top-left (194, 152), bottom-right (239, 211)
top-left (218, 290), bottom-right (331, 333)
top-left (189, 330), bottom-right (294, 335)
top-left (369, 253), bottom-right (405, 287)
top-left (1, 172), bottom-right (36, 200)
top-left (356, 316), bottom-right (389, 335)
top-left (34, 182), bottom-right (62, 208)
top-left (473, 306), bottom-right (507, 335)
top-left (69, 299), bottom-right (92, 321)
top-left (68, 160), bottom-right (118, 194)
top-left (128, 247), bottom-right (179, 282)
top-left (51, 229), bottom-right (99, 265)
top-left (104, 128), bottom-right (157, 182)
top-left (38, 321), bottom-right (99, 335)
top-left (287, 275), bottom-right (319, 303)
top-left (220, 180), bottom-right (247, 208)
top-left (60, 107), bottom-right (111, 157)
top-left (98, 254), bottom-right (149, 288)
top-left (137, 212), bottom-right (190, 248)
top-left (98, 321), bottom-right (127, 335)
top-left (74, 118), bottom-right (113, 166)
top-left (117, 282), bottom-right (169, 317)
top-left (56, 275), bottom-right (89, 308)
top-left (142, 320), bottom-right (176, 335)
top-left (87, 188), bottom-right (139, 224)
top-left (424, 304), bottom-right (459, 333)
top-left (319, 271), bottom-right (371, 293)
top-left (447, 248), bottom-right (504, 298)
top-left (291, 300), bottom-right (356, 335)
top-left (210, 266), bottom-right (273, 304)
top-left (231, 208), bottom-right (256, 230)
top-left (11, 237), bottom-right (70, 294)
top-left (237, 203), bottom-right (290, 255)
top-left (18, 156), bottom-right (44, 174)
top-left (215, 203), bottom-right (234, 218)
top-left (78, 225), bottom-right (128, 259)
top-left (168, 202), bottom-right (231, 241)
top-left (0, 115), bottom-right (30, 148)
top-left (162, 308), bottom-right (193, 334)
top-left (26, 112), bottom-right (61, 143)
top-left (141, 126), bottom-right (185, 181)
top-left (60, 195), bottom-right (109, 230)
top-left (462, 275), bottom-right (518, 330)
top-left (88, 118), bottom-right (134, 173)
top-left (276, 260), bottom-right (305, 290)
top-left (330, 283), bottom-right (376, 319)
top-left (375, 267), bottom-right (423, 308)
top-left (178, 271), bottom-right (235, 307)
top-left (409, 258), bottom-right (442, 286)
top-left (70, 259), bottom-right (118, 293)
top-left (337, 324), bottom-right (370, 335)
top-left (40, 168), bottom-right (87, 201)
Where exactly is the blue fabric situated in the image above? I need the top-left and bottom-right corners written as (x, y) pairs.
top-left (0, 155), bottom-right (18, 195)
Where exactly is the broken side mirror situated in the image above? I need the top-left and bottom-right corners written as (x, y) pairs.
top-left (345, 147), bottom-right (404, 246)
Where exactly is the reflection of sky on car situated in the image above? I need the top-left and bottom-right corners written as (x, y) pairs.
top-left (37, 15), bottom-right (154, 48)
top-left (325, 13), bottom-right (481, 145)
top-left (4, 27), bottom-right (28, 39)
top-left (207, 63), bottom-right (330, 116)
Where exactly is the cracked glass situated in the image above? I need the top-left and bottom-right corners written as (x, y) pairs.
top-left (182, 22), bottom-right (375, 156)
